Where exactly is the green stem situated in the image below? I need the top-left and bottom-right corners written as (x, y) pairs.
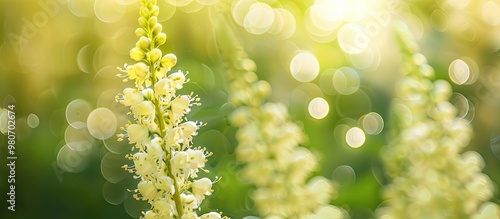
top-left (150, 63), bottom-right (184, 218)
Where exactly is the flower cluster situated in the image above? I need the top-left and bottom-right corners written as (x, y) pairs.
top-left (377, 24), bottom-right (500, 219)
top-left (116, 1), bottom-right (223, 218)
top-left (215, 17), bottom-right (347, 219)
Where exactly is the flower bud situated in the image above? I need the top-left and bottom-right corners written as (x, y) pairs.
top-left (150, 6), bottom-right (159, 16)
top-left (431, 80), bottom-right (452, 103)
top-left (139, 6), bottom-right (150, 19)
top-left (152, 23), bottom-right (162, 36)
top-left (148, 48), bottom-right (162, 63)
top-left (243, 71), bottom-right (258, 83)
top-left (155, 32), bottom-right (167, 46)
top-left (136, 36), bottom-right (150, 51)
top-left (135, 62), bottom-right (149, 78)
top-left (419, 64), bottom-right (435, 79)
top-left (130, 48), bottom-right (145, 61)
top-left (148, 16), bottom-right (157, 28)
top-left (135, 28), bottom-right (147, 37)
top-left (161, 53), bottom-right (177, 70)
top-left (138, 17), bottom-right (148, 29)
top-left (254, 80), bottom-right (271, 98)
top-left (229, 107), bottom-right (250, 127)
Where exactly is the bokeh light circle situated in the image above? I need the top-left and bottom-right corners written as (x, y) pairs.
top-left (449, 59), bottom-right (470, 85)
top-left (101, 152), bottom-right (129, 183)
top-left (290, 52), bottom-right (320, 82)
top-left (333, 67), bottom-right (360, 95)
top-left (332, 165), bottom-right (356, 185)
top-left (102, 181), bottom-right (127, 205)
top-left (243, 2), bottom-right (275, 34)
top-left (27, 113), bottom-right (40, 128)
top-left (66, 99), bottom-right (93, 129)
top-left (361, 112), bottom-right (384, 135)
top-left (346, 127), bottom-right (365, 148)
top-left (87, 107), bottom-right (117, 140)
top-left (450, 93), bottom-right (475, 123)
top-left (94, 0), bottom-right (127, 23)
top-left (482, 1), bottom-right (500, 26)
top-left (308, 97), bottom-right (330, 119)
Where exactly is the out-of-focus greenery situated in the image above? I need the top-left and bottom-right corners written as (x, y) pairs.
top-left (0, 0), bottom-right (500, 218)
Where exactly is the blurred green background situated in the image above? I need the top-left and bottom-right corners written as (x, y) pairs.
top-left (1, 0), bottom-right (500, 218)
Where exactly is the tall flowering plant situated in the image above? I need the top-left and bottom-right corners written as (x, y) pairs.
top-left (377, 23), bottom-right (500, 219)
top-left (214, 12), bottom-right (348, 219)
top-left (116, 1), bottom-right (224, 218)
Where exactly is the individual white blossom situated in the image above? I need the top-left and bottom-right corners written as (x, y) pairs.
top-left (377, 24), bottom-right (500, 219)
top-left (117, 1), bottom-right (226, 218)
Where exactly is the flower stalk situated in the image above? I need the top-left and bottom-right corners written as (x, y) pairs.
top-left (377, 22), bottom-right (500, 219)
top-left (214, 9), bottom-right (348, 219)
top-left (116, 0), bottom-right (224, 218)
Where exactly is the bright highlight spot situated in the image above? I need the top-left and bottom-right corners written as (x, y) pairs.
top-left (244, 2), bottom-right (275, 34)
top-left (308, 97), bottom-right (329, 119)
top-left (449, 59), bottom-right (470, 85)
top-left (290, 52), bottom-right (320, 82)
top-left (87, 108), bottom-right (117, 140)
top-left (482, 1), bottom-right (500, 26)
top-left (346, 127), bottom-right (365, 148)
top-left (338, 24), bottom-right (370, 54)
top-left (309, 0), bottom-right (345, 32)
top-left (27, 113), bottom-right (40, 128)
top-left (268, 8), bottom-right (296, 39)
